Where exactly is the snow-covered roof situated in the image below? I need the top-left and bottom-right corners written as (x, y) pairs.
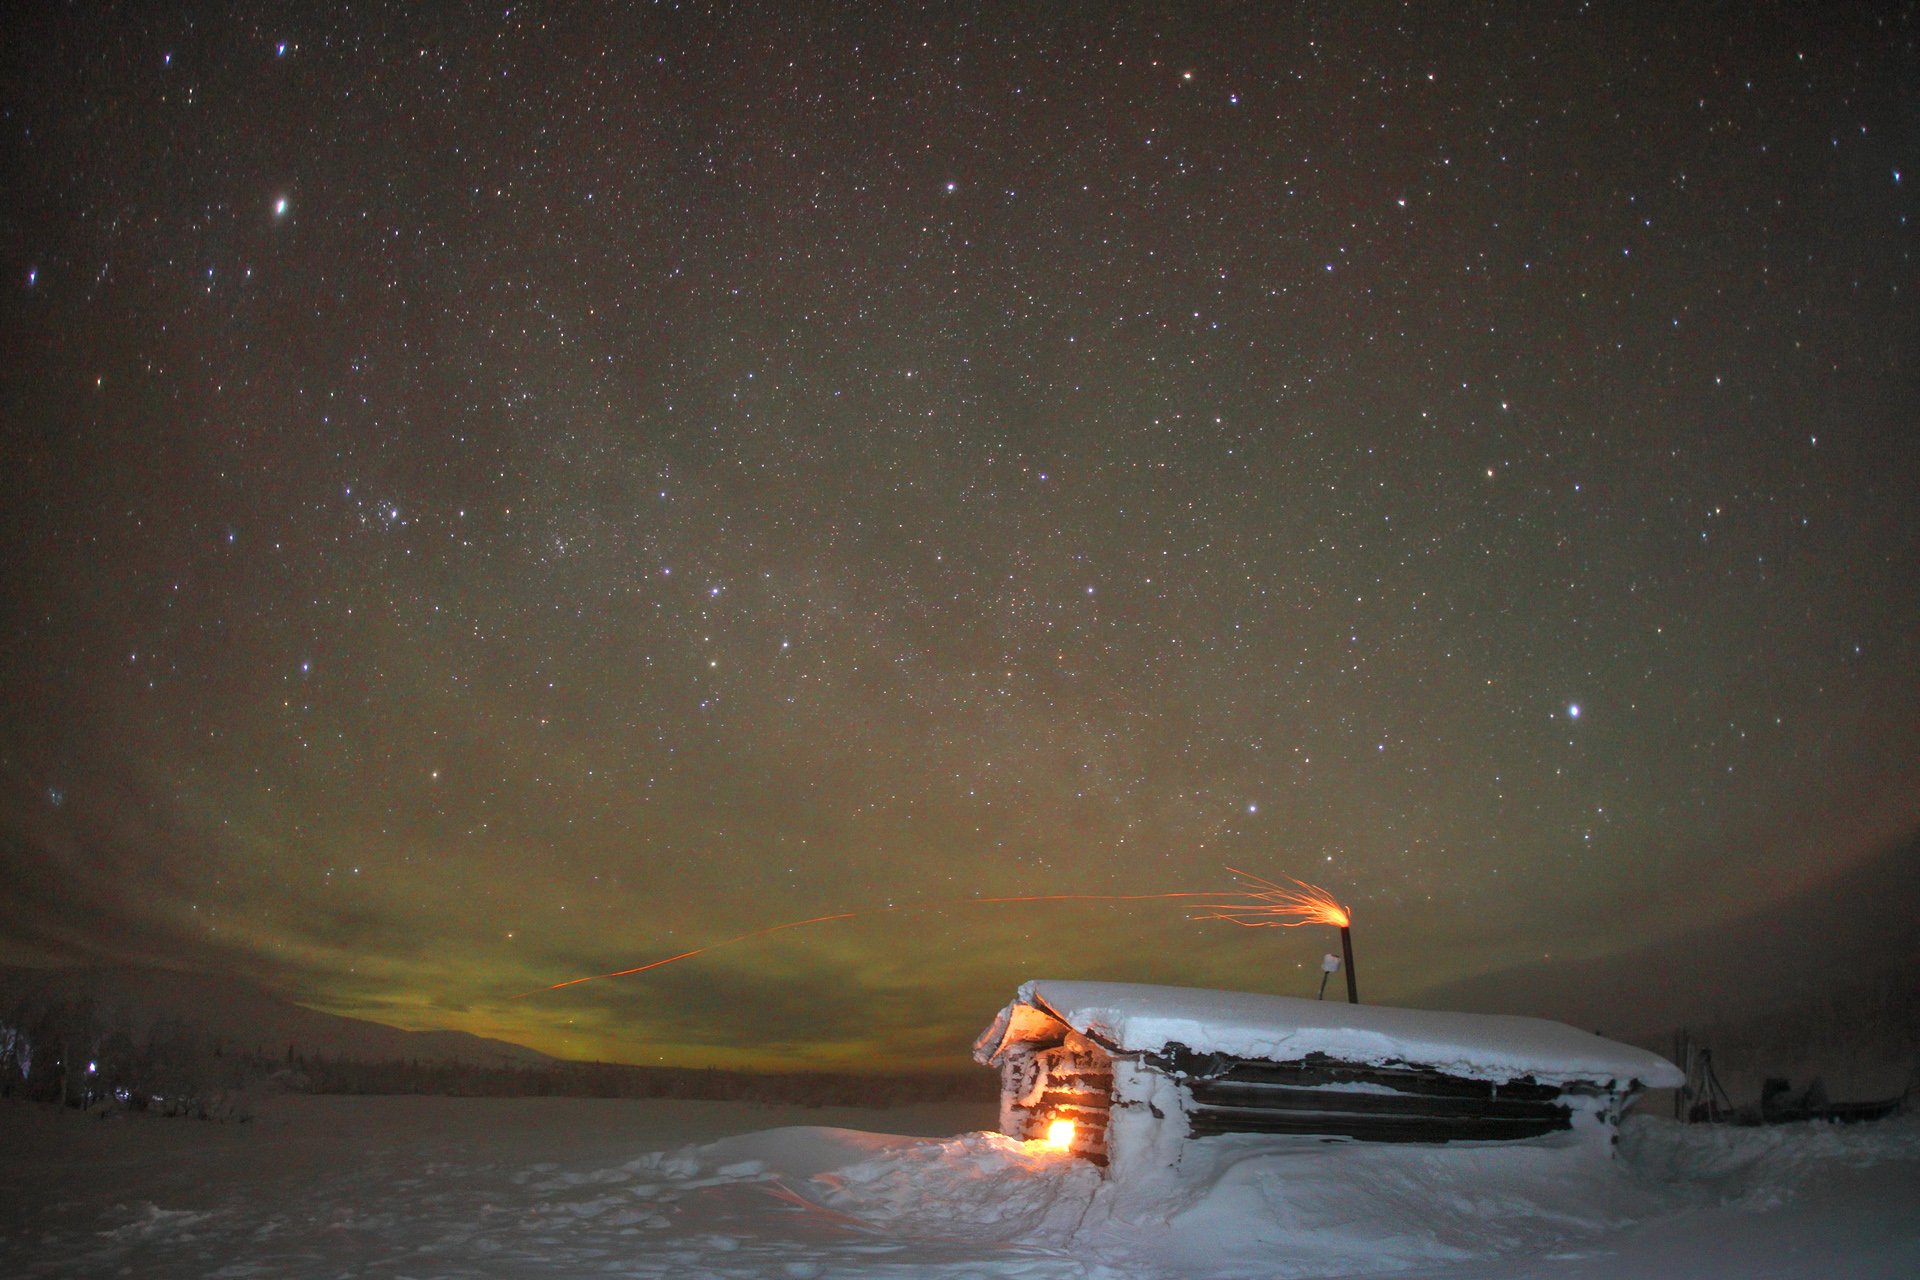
top-left (975, 980), bottom-right (1684, 1089)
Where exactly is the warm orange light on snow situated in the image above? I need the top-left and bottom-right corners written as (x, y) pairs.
top-left (1045, 1119), bottom-right (1077, 1150)
top-left (1202, 869), bottom-right (1350, 929)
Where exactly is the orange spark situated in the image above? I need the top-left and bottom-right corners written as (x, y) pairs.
top-left (530, 912), bottom-right (861, 994)
top-left (516, 870), bottom-right (1357, 999)
top-left (1199, 867), bottom-right (1350, 929)
top-left (513, 890), bottom-right (1222, 998)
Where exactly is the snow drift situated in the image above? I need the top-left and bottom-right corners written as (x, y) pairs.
top-left (977, 980), bottom-right (1684, 1088)
top-left (4, 1094), bottom-right (1915, 1278)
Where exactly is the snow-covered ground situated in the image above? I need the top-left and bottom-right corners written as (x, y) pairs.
top-left (3, 1093), bottom-right (1914, 1278)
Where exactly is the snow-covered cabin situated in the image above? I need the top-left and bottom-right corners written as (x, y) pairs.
top-left (974, 980), bottom-right (1684, 1177)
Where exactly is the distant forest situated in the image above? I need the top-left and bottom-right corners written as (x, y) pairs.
top-left (0, 994), bottom-right (993, 1118)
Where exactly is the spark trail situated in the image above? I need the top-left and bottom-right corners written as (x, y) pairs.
top-left (515, 892), bottom-right (1218, 998)
top-left (515, 871), bottom-right (1353, 998)
top-left (1198, 868), bottom-right (1360, 1002)
top-left (1196, 868), bottom-right (1351, 929)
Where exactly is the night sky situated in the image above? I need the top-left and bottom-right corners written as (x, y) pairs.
top-left (2, 3), bottom-right (1914, 1072)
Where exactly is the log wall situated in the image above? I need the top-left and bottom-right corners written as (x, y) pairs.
top-left (1162, 1047), bottom-right (1585, 1143)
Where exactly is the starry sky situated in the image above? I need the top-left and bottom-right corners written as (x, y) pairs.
top-left (2, 2), bottom-right (1915, 1072)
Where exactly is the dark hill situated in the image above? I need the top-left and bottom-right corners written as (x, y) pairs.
top-left (1406, 832), bottom-right (1920, 1097)
top-left (0, 964), bottom-right (551, 1066)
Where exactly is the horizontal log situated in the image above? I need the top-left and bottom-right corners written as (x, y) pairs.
top-left (1019, 1111), bottom-right (1111, 1155)
top-left (1187, 1080), bottom-right (1570, 1122)
top-left (1021, 1119), bottom-right (1110, 1149)
top-left (1159, 1048), bottom-right (1563, 1103)
top-left (1186, 1103), bottom-right (1570, 1143)
top-left (1038, 1073), bottom-right (1106, 1090)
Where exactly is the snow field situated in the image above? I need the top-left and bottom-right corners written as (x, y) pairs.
top-left (2, 1093), bottom-right (1915, 1278)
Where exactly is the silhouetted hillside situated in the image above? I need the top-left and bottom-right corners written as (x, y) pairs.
top-left (0, 963), bottom-right (994, 1111)
top-left (1406, 832), bottom-right (1920, 1097)
top-left (0, 964), bottom-right (550, 1066)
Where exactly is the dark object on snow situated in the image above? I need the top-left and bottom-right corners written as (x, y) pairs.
top-left (1675, 1032), bottom-right (1909, 1126)
top-left (1748, 1075), bottom-right (1906, 1126)
top-left (1676, 1037), bottom-right (1739, 1124)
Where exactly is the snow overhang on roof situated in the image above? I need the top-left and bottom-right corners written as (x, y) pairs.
top-left (974, 979), bottom-right (1685, 1090)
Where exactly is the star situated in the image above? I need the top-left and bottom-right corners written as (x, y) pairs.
top-left (0, 0), bottom-right (1909, 1079)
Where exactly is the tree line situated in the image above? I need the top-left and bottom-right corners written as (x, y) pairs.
top-left (1, 994), bottom-right (993, 1116)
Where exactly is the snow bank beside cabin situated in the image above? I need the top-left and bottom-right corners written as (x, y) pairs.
top-left (4, 1095), bottom-right (1915, 1278)
top-left (980, 979), bottom-right (1683, 1088)
top-left (535, 1110), bottom-right (1920, 1279)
